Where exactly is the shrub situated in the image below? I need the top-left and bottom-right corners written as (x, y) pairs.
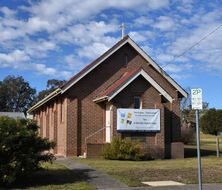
top-left (102, 137), bottom-right (145, 161)
top-left (0, 116), bottom-right (55, 185)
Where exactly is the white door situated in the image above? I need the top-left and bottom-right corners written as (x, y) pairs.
top-left (105, 104), bottom-right (111, 143)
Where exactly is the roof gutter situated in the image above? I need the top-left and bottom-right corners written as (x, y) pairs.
top-left (28, 88), bottom-right (61, 113)
top-left (93, 96), bottom-right (108, 103)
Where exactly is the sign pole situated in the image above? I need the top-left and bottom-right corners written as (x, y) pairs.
top-left (195, 109), bottom-right (202, 190)
top-left (191, 88), bottom-right (203, 190)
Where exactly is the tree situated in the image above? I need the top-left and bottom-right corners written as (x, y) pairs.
top-left (200, 109), bottom-right (222, 135)
top-left (37, 79), bottom-right (66, 101)
top-left (0, 116), bottom-right (55, 184)
top-left (0, 76), bottom-right (36, 113)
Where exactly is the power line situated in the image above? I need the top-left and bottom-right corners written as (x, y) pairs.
top-left (162, 23), bottom-right (222, 68)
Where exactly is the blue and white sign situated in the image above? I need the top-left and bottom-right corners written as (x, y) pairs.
top-left (117, 108), bottom-right (160, 132)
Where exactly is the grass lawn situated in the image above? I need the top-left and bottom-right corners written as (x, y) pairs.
top-left (185, 133), bottom-right (220, 157)
top-left (6, 162), bottom-right (95, 190)
top-left (77, 133), bottom-right (222, 187)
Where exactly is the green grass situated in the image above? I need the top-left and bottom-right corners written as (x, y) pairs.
top-left (3, 133), bottom-right (221, 188)
top-left (6, 162), bottom-right (95, 190)
top-left (185, 133), bottom-right (220, 157)
top-left (76, 133), bottom-right (222, 187)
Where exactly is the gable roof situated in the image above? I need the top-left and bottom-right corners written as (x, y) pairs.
top-left (28, 35), bottom-right (188, 113)
top-left (61, 35), bottom-right (188, 98)
top-left (61, 35), bottom-right (130, 93)
top-left (93, 68), bottom-right (173, 103)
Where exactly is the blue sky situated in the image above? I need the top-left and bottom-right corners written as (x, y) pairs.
top-left (0, 0), bottom-right (222, 108)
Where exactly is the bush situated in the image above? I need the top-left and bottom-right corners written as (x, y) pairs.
top-left (102, 137), bottom-right (146, 161)
top-left (201, 109), bottom-right (222, 135)
top-left (0, 116), bottom-right (55, 185)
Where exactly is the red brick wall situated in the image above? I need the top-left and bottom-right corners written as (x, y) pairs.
top-left (66, 98), bottom-right (78, 156)
top-left (86, 144), bottom-right (105, 158)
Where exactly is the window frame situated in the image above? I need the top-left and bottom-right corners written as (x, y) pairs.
top-left (133, 96), bottom-right (142, 109)
top-left (124, 53), bottom-right (128, 67)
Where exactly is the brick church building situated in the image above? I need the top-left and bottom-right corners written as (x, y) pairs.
top-left (28, 35), bottom-right (188, 159)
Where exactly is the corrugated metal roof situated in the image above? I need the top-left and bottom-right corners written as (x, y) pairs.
top-left (98, 68), bottom-right (140, 98)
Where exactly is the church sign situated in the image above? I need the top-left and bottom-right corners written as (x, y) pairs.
top-left (117, 109), bottom-right (160, 132)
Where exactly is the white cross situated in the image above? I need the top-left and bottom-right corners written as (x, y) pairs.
top-left (120, 23), bottom-right (126, 39)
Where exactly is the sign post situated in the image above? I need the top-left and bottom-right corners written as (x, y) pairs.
top-left (191, 88), bottom-right (203, 190)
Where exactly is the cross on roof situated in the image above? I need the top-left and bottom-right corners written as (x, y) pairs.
top-left (120, 23), bottom-right (126, 39)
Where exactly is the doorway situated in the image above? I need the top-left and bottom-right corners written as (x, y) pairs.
top-left (105, 104), bottom-right (112, 143)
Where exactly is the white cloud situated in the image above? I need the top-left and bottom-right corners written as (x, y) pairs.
top-left (145, 0), bottom-right (169, 9)
top-left (157, 7), bottom-right (222, 74)
top-left (129, 31), bottom-right (154, 42)
top-left (22, 0), bottom-right (169, 35)
top-left (23, 39), bottom-right (57, 58)
top-left (0, 50), bottom-right (70, 77)
top-left (168, 22), bottom-right (222, 72)
top-left (25, 17), bottom-right (52, 33)
top-left (64, 54), bottom-right (87, 71)
top-left (54, 21), bottom-right (118, 45)
top-left (176, 0), bottom-right (193, 14)
top-left (79, 42), bottom-right (111, 59)
top-left (129, 32), bottom-right (147, 43)
top-left (0, 7), bottom-right (17, 17)
top-left (169, 73), bottom-right (191, 79)
top-left (153, 16), bottom-right (176, 31)
top-left (157, 54), bottom-right (174, 63)
top-left (33, 63), bottom-right (71, 77)
top-left (0, 50), bottom-right (30, 68)
top-left (0, 0), bottom-right (221, 79)
top-left (163, 63), bottom-right (193, 73)
top-left (0, 0), bottom-right (170, 77)
top-left (133, 16), bottom-right (153, 27)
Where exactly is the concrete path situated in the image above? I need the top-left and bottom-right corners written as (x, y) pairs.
top-left (56, 157), bottom-right (222, 190)
top-left (56, 157), bottom-right (128, 190)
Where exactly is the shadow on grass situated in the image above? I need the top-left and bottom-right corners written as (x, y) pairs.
top-left (3, 168), bottom-right (94, 189)
top-left (185, 147), bottom-right (217, 158)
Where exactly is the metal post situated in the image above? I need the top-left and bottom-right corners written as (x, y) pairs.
top-left (216, 136), bottom-right (220, 158)
top-left (196, 109), bottom-right (202, 190)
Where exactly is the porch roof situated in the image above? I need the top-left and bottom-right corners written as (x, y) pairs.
top-left (93, 68), bottom-right (173, 103)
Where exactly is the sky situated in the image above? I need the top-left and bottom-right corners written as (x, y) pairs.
top-left (0, 0), bottom-right (222, 108)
